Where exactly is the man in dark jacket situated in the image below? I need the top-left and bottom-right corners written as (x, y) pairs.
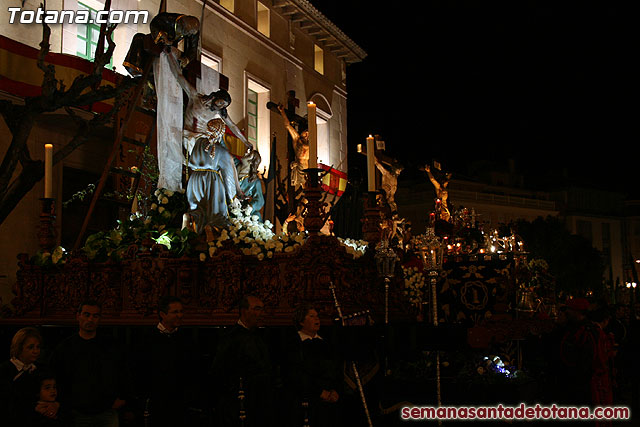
top-left (50, 300), bottom-right (131, 427)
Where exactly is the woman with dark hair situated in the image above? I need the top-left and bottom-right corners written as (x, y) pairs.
top-left (0, 327), bottom-right (59, 426)
top-left (282, 304), bottom-right (341, 427)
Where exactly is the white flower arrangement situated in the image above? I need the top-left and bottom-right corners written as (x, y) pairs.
top-left (337, 238), bottom-right (368, 259)
top-left (205, 199), bottom-right (305, 259)
top-left (402, 266), bottom-right (426, 309)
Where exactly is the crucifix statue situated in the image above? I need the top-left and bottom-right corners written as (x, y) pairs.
top-left (422, 163), bottom-right (452, 222)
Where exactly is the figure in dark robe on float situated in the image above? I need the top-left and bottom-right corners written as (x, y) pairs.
top-left (123, 12), bottom-right (200, 78)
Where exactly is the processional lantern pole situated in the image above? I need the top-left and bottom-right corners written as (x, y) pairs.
top-left (375, 237), bottom-right (397, 377)
top-left (414, 227), bottom-right (445, 421)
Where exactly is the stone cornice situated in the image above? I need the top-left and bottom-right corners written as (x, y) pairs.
top-left (274, 0), bottom-right (367, 64)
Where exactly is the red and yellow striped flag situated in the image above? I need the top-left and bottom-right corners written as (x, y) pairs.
top-left (222, 127), bottom-right (247, 158)
top-left (0, 34), bottom-right (118, 113)
top-left (319, 163), bottom-right (347, 196)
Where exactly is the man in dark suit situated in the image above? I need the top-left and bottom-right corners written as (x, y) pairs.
top-left (211, 295), bottom-right (273, 427)
top-left (134, 296), bottom-right (201, 427)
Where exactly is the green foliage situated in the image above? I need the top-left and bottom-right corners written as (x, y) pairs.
top-left (31, 246), bottom-right (68, 267)
top-left (62, 184), bottom-right (96, 208)
top-left (514, 216), bottom-right (604, 296)
top-left (81, 188), bottom-right (196, 262)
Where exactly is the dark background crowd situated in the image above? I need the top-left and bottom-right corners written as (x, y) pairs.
top-left (1, 296), bottom-right (638, 427)
top-left (1, 296), bottom-right (354, 427)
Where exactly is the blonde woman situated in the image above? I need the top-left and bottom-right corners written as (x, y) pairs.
top-left (0, 327), bottom-right (59, 426)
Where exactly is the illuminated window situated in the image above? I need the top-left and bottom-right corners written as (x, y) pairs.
top-left (257, 2), bottom-right (270, 37)
top-left (314, 44), bottom-right (324, 74)
top-left (220, 0), bottom-right (234, 13)
top-left (76, 2), bottom-right (112, 66)
top-left (247, 89), bottom-right (258, 146)
top-left (201, 51), bottom-right (221, 72)
top-left (197, 51), bottom-right (223, 94)
top-left (247, 78), bottom-right (271, 172)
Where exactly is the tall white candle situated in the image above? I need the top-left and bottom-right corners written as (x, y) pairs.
top-left (366, 135), bottom-right (375, 191)
top-left (44, 144), bottom-right (53, 198)
top-left (307, 101), bottom-right (317, 168)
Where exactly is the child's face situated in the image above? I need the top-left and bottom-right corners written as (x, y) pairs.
top-left (39, 379), bottom-right (57, 402)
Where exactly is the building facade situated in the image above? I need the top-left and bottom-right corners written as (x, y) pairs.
top-left (0, 0), bottom-right (365, 304)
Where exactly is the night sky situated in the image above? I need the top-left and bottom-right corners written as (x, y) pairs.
top-left (311, 1), bottom-right (635, 196)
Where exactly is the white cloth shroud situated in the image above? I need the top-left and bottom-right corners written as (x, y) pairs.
top-left (154, 52), bottom-right (222, 191)
top-left (154, 50), bottom-right (184, 191)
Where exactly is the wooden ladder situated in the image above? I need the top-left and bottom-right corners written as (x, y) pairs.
top-left (72, 61), bottom-right (156, 251)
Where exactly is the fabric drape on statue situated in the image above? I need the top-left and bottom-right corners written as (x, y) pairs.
top-left (154, 50), bottom-right (184, 191)
top-left (196, 62), bottom-right (220, 95)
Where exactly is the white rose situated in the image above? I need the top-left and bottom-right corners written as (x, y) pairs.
top-left (158, 207), bottom-right (165, 213)
top-left (209, 247), bottom-right (216, 257)
top-left (165, 190), bottom-right (174, 197)
top-left (199, 253), bottom-right (206, 261)
top-left (257, 253), bottom-right (264, 261)
top-left (267, 251), bottom-right (273, 258)
top-left (151, 203), bottom-right (158, 210)
top-left (161, 197), bottom-right (169, 204)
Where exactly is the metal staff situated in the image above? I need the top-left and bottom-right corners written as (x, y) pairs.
top-left (238, 377), bottom-right (246, 427)
top-left (329, 282), bottom-right (374, 427)
top-left (143, 398), bottom-right (151, 427)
